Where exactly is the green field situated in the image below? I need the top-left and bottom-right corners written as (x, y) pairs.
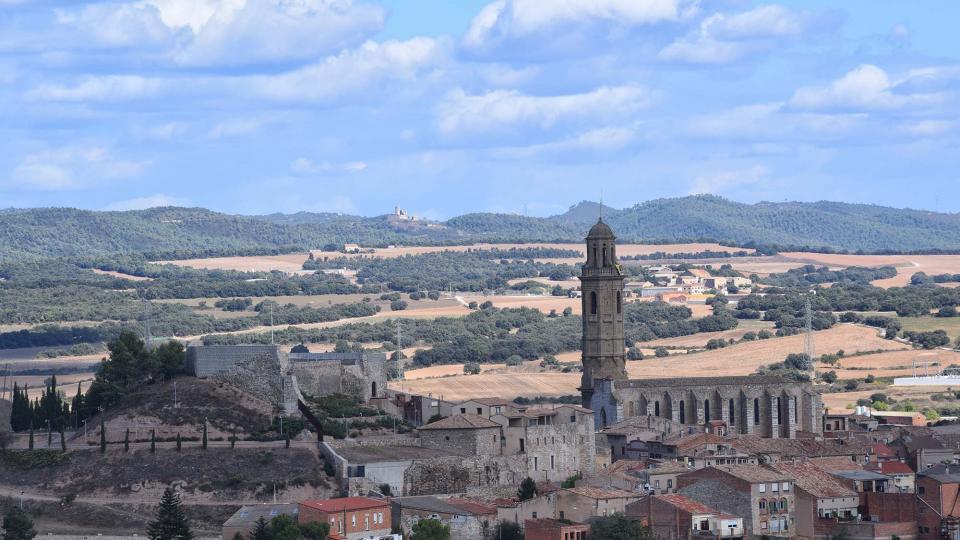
top-left (899, 316), bottom-right (960, 341)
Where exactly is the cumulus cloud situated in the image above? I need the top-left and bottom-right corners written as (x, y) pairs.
top-left (435, 86), bottom-right (652, 135)
top-left (247, 37), bottom-right (445, 103)
top-left (9, 147), bottom-right (147, 191)
top-left (26, 75), bottom-right (166, 102)
top-left (58, 0), bottom-right (385, 66)
top-left (290, 158), bottom-right (368, 175)
top-left (687, 102), bottom-right (865, 140)
top-left (789, 64), bottom-right (942, 111)
top-left (105, 193), bottom-right (191, 210)
top-left (659, 5), bottom-right (817, 64)
top-left (464, 0), bottom-right (697, 57)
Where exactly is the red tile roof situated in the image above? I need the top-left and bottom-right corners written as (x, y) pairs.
top-left (767, 461), bottom-right (857, 499)
top-left (300, 497), bottom-right (388, 513)
top-left (880, 461), bottom-right (914, 475)
top-left (655, 494), bottom-right (734, 518)
top-left (870, 443), bottom-right (897, 458)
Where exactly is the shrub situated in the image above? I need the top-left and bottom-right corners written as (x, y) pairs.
top-left (654, 347), bottom-right (669, 358)
top-left (390, 300), bottom-right (408, 311)
top-left (821, 371), bottom-right (838, 384)
top-left (505, 355), bottom-right (523, 367)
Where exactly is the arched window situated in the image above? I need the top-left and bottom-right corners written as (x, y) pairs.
top-left (679, 400), bottom-right (686, 424)
top-left (704, 400), bottom-right (711, 422)
top-left (777, 397), bottom-right (783, 424)
top-left (592, 247), bottom-right (598, 266)
top-left (616, 291), bottom-right (622, 314)
top-left (780, 499), bottom-right (788, 512)
top-left (794, 396), bottom-right (798, 422)
top-left (753, 398), bottom-right (760, 424)
top-left (590, 292), bottom-right (598, 315)
top-left (600, 408), bottom-right (608, 428)
top-left (780, 517), bottom-right (788, 531)
top-left (371, 381), bottom-right (377, 397)
top-left (654, 401), bottom-right (660, 417)
top-left (602, 246), bottom-right (608, 266)
top-left (758, 499), bottom-right (767, 512)
top-left (728, 398), bottom-right (735, 425)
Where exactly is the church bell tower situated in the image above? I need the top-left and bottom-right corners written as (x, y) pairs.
top-left (580, 218), bottom-right (628, 408)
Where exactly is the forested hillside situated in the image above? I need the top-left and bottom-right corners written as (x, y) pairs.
top-left (3, 195), bottom-right (960, 259)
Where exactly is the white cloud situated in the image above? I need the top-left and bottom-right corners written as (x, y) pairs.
top-left (435, 86), bottom-right (652, 135)
top-left (490, 126), bottom-right (637, 159)
top-left (290, 158), bottom-right (368, 175)
top-left (26, 75), bottom-right (166, 102)
top-left (9, 147), bottom-right (147, 191)
top-left (58, 0), bottom-right (385, 66)
top-left (659, 5), bottom-right (814, 64)
top-left (901, 120), bottom-right (955, 137)
top-left (465, 0), bottom-right (697, 52)
top-left (248, 37), bottom-right (445, 103)
top-left (789, 64), bottom-right (942, 111)
top-left (688, 102), bottom-right (866, 140)
top-left (105, 193), bottom-right (191, 210)
top-left (689, 164), bottom-right (769, 195)
top-left (207, 118), bottom-right (266, 139)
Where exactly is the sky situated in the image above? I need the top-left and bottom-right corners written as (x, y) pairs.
top-left (1, 0), bottom-right (959, 219)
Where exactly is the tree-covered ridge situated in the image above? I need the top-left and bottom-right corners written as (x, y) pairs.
top-left (3, 195), bottom-right (960, 260)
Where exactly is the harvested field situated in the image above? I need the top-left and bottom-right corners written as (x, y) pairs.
top-left (404, 362), bottom-right (507, 380)
top-left (460, 294), bottom-right (580, 314)
top-left (899, 316), bottom-right (960, 341)
top-left (91, 269), bottom-right (153, 281)
top-left (821, 348), bottom-right (960, 379)
top-left (780, 252), bottom-right (960, 288)
top-left (393, 324), bottom-right (904, 402)
top-left (821, 385), bottom-right (955, 413)
top-left (156, 252), bottom-right (312, 273)
top-left (641, 320), bottom-right (776, 349)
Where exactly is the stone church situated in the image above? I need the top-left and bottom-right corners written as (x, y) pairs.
top-left (579, 219), bottom-right (822, 437)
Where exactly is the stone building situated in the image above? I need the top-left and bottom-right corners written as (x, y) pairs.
top-left (576, 219), bottom-right (822, 437)
top-left (419, 414), bottom-right (503, 456)
top-left (627, 494), bottom-right (745, 540)
top-left (391, 496), bottom-right (496, 540)
top-left (287, 351), bottom-right (387, 402)
top-left (491, 404), bottom-right (597, 483)
top-left (678, 465), bottom-right (797, 539)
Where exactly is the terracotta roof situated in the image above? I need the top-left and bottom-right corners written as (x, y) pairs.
top-left (648, 461), bottom-right (692, 474)
top-left (524, 518), bottom-right (589, 530)
top-left (300, 497), bottom-right (388, 513)
top-left (463, 397), bottom-right (515, 407)
top-left (731, 435), bottom-right (869, 459)
top-left (655, 494), bottom-right (734, 518)
top-left (536, 481), bottom-right (562, 495)
top-left (767, 462), bottom-right (857, 499)
top-left (708, 465), bottom-right (793, 483)
top-left (808, 456), bottom-right (864, 472)
top-left (564, 487), bottom-right (639, 500)
top-left (445, 498), bottom-right (497, 516)
top-left (418, 414), bottom-right (500, 430)
top-left (870, 443), bottom-right (897, 458)
top-left (665, 432), bottom-right (728, 453)
top-left (880, 461), bottom-right (915, 475)
top-left (491, 497), bottom-right (517, 508)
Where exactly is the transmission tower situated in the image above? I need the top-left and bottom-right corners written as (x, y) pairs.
top-left (804, 293), bottom-right (815, 360)
top-left (395, 319), bottom-right (404, 380)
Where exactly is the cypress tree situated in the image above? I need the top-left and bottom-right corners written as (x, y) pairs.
top-left (100, 421), bottom-right (106, 453)
top-left (176, 433), bottom-right (181, 452)
top-left (285, 433), bottom-right (290, 449)
top-left (124, 429), bottom-right (130, 452)
top-left (151, 430), bottom-right (156, 453)
top-left (72, 382), bottom-right (83, 429)
top-left (201, 423), bottom-right (207, 450)
top-left (146, 486), bottom-right (193, 540)
top-left (28, 423), bottom-right (34, 450)
top-left (229, 433), bottom-right (237, 449)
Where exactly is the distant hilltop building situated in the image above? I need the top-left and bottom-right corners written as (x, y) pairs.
top-left (393, 205), bottom-right (418, 221)
top-left (578, 219), bottom-right (821, 438)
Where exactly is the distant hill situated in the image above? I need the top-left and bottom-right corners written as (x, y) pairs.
top-left (2, 196), bottom-right (960, 259)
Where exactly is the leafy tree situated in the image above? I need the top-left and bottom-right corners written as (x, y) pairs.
top-left (463, 362), bottom-right (481, 375)
top-left (626, 347), bottom-right (644, 360)
top-left (517, 477), bottom-right (537, 501)
top-left (821, 371), bottom-right (838, 384)
top-left (489, 521), bottom-right (522, 540)
top-left (290, 343), bottom-right (309, 353)
top-left (153, 341), bottom-right (186, 381)
top-left (654, 348), bottom-right (669, 358)
top-left (411, 518), bottom-right (450, 540)
top-left (390, 300), bottom-right (408, 311)
top-left (251, 517), bottom-right (270, 540)
top-left (1, 507), bottom-right (37, 540)
top-left (265, 515), bottom-right (300, 540)
top-left (784, 353), bottom-right (812, 371)
top-left (505, 355), bottom-right (523, 367)
top-left (299, 522), bottom-right (330, 540)
top-left (589, 514), bottom-right (652, 540)
top-left (146, 487), bottom-right (193, 540)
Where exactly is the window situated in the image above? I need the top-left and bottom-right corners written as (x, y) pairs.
top-left (570, 415), bottom-right (576, 422)
top-left (777, 397), bottom-right (782, 424)
top-left (532, 512), bottom-right (537, 519)
top-left (700, 520), bottom-right (709, 531)
top-left (590, 292), bottom-right (597, 315)
top-left (494, 406), bottom-right (501, 414)
top-left (655, 480), bottom-right (660, 488)
top-left (551, 455), bottom-right (555, 469)
top-left (728, 399), bottom-right (735, 425)
top-left (616, 292), bottom-right (622, 314)
top-left (753, 398), bottom-right (760, 424)
top-left (759, 484), bottom-right (766, 493)
top-left (704, 399), bottom-right (711, 421)
top-left (772, 483), bottom-right (779, 492)
top-left (534, 457), bottom-right (538, 470)
top-left (655, 401), bottom-right (660, 417)
top-left (667, 479), bottom-right (673, 489)
top-left (781, 517), bottom-right (788, 531)
top-left (918, 486), bottom-right (925, 495)
top-left (782, 482), bottom-right (790, 492)
top-left (759, 499), bottom-right (766, 512)
top-left (445, 436), bottom-right (450, 441)
top-left (494, 434), bottom-right (497, 442)
top-left (679, 401), bottom-right (686, 424)
top-left (559, 511), bottom-right (565, 520)
top-left (780, 499), bottom-right (788, 512)
top-left (602, 247), bottom-right (608, 265)
top-left (477, 407), bottom-right (482, 415)
top-left (761, 521), bottom-right (767, 530)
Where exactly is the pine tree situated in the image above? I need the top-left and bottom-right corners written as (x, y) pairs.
top-left (100, 421), bottom-right (106, 453)
top-left (250, 517), bottom-right (269, 540)
top-left (1, 507), bottom-right (37, 540)
top-left (517, 477), bottom-right (537, 501)
top-left (146, 487), bottom-right (193, 540)
top-left (72, 382), bottom-right (83, 429)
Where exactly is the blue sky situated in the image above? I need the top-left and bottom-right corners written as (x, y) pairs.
top-left (1, 0), bottom-right (958, 218)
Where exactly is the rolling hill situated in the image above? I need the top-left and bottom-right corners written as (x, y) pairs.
top-left (2, 196), bottom-right (960, 260)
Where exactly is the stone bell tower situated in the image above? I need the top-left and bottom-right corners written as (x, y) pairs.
top-left (579, 218), bottom-right (628, 408)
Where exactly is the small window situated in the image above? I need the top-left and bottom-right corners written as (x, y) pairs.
top-left (667, 479), bottom-right (673, 488)
top-left (782, 482), bottom-right (790, 491)
top-left (616, 292), bottom-right (622, 314)
top-left (919, 486), bottom-right (926, 495)
top-left (477, 408), bottom-right (482, 415)
top-left (759, 484), bottom-right (766, 493)
top-left (445, 436), bottom-right (450, 440)
top-left (460, 408), bottom-right (466, 414)
top-left (590, 292), bottom-right (597, 315)
top-left (771, 483), bottom-right (779, 492)
top-left (532, 512), bottom-right (538, 519)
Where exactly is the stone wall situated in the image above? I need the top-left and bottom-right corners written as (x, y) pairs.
top-left (678, 478), bottom-right (754, 538)
top-left (289, 353), bottom-right (387, 402)
top-left (213, 353), bottom-right (282, 410)
top-left (420, 427), bottom-right (499, 456)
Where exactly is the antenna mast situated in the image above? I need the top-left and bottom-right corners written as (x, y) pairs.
top-left (804, 294), bottom-right (814, 360)
top-left (395, 320), bottom-right (404, 380)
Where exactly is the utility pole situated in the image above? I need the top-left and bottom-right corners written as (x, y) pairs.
top-left (395, 319), bottom-right (404, 380)
top-left (173, 381), bottom-right (178, 408)
top-left (1, 363), bottom-right (9, 400)
top-left (270, 304), bottom-right (275, 345)
top-left (804, 292), bottom-right (815, 360)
